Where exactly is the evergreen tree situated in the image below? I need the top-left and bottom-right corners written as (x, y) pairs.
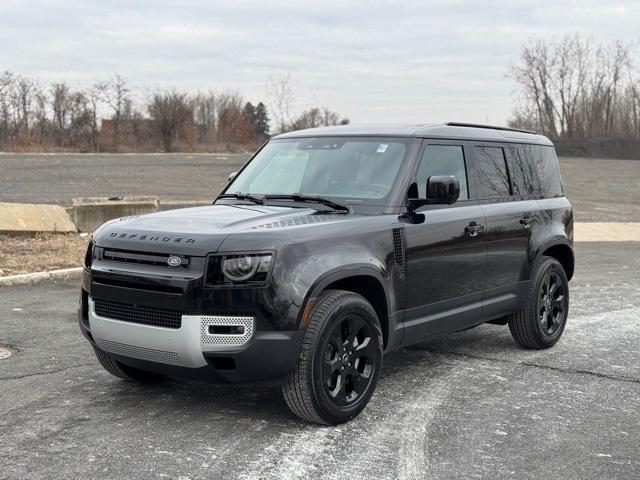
top-left (254, 102), bottom-right (270, 139)
top-left (242, 102), bottom-right (257, 135)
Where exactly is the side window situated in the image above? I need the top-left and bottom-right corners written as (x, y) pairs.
top-left (517, 144), bottom-right (563, 197)
top-left (417, 145), bottom-right (468, 200)
top-left (474, 146), bottom-right (512, 198)
top-left (505, 146), bottom-right (538, 196)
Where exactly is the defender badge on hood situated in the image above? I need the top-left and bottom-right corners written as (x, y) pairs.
top-left (108, 232), bottom-right (196, 244)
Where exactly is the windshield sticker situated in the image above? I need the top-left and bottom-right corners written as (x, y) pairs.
top-left (377, 143), bottom-right (389, 153)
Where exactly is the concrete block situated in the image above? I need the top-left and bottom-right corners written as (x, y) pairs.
top-left (71, 196), bottom-right (159, 232)
top-left (0, 202), bottom-right (77, 234)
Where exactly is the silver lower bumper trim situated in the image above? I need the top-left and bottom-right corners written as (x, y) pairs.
top-left (88, 298), bottom-right (255, 368)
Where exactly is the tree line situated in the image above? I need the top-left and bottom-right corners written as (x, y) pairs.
top-left (509, 34), bottom-right (640, 139)
top-left (0, 72), bottom-right (349, 152)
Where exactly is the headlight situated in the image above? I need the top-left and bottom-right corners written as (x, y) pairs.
top-left (222, 254), bottom-right (272, 282)
top-left (206, 253), bottom-right (273, 286)
top-left (84, 239), bottom-right (94, 268)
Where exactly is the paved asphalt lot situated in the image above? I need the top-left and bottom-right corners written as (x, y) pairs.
top-left (1, 153), bottom-right (639, 222)
top-left (1, 241), bottom-right (639, 479)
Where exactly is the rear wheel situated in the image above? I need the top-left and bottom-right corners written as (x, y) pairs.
top-left (508, 256), bottom-right (569, 349)
top-left (93, 347), bottom-right (166, 383)
top-left (282, 290), bottom-right (383, 425)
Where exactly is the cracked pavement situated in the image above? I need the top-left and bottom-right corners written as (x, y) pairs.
top-left (0, 242), bottom-right (639, 479)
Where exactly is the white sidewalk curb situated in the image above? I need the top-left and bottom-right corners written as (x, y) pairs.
top-left (0, 267), bottom-right (82, 286)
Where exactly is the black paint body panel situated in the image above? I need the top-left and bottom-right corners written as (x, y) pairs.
top-left (80, 125), bottom-right (574, 384)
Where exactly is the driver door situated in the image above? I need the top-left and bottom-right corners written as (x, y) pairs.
top-left (401, 140), bottom-right (487, 344)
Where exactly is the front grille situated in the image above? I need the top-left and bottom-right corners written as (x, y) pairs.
top-left (94, 298), bottom-right (184, 329)
top-left (102, 248), bottom-right (189, 268)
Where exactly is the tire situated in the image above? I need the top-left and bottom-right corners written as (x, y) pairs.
top-left (93, 347), bottom-right (166, 383)
top-left (282, 290), bottom-right (383, 425)
top-left (508, 256), bottom-right (570, 349)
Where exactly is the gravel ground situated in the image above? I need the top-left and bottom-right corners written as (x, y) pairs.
top-left (560, 156), bottom-right (640, 222)
top-left (1, 153), bottom-right (638, 222)
top-left (0, 241), bottom-right (639, 479)
top-left (0, 234), bottom-right (89, 276)
top-left (0, 153), bottom-right (248, 204)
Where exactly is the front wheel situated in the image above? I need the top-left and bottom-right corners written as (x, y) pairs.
top-left (282, 290), bottom-right (383, 425)
top-left (508, 256), bottom-right (570, 349)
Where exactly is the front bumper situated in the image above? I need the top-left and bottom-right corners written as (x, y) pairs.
top-left (80, 295), bottom-right (303, 384)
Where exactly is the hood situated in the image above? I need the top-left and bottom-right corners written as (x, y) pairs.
top-left (93, 204), bottom-right (350, 256)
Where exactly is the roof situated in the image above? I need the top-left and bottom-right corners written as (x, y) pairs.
top-left (273, 122), bottom-right (553, 146)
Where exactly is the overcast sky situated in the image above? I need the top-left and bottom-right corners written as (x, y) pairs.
top-left (1, 0), bottom-right (639, 125)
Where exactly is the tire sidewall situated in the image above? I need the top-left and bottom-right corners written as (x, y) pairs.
top-left (310, 295), bottom-right (383, 424)
top-left (531, 258), bottom-right (570, 346)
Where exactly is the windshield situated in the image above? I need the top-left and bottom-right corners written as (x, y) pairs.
top-left (225, 137), bottom-right (409, 202)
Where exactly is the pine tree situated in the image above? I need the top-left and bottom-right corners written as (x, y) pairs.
top-left (254, 102), bottom-right (270, 140)
top-left (242, 102), bottom-right (256, 133)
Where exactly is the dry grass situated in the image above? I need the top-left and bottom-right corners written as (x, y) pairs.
top-left (0, 233), bottom-right (90, 276)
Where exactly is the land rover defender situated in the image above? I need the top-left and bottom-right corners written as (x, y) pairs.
top-left (79, 123), bottom-right (574, 424)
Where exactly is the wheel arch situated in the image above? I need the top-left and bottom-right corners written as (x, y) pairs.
top-left (538, 240), bottom-right (574, 281)
top-left (300, 266), bottom-right (392, 349)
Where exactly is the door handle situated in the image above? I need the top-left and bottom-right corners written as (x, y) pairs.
top-left (465, 221), bottom-right (484, 238)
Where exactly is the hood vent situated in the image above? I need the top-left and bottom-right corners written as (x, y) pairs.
top-left (251, 214), bottom-right (340, 229)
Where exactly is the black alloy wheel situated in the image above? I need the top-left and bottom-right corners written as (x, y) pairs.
top-left (508, 256), bottom-right (570, 349)
top-left (538, 269), bottom-right (568, 335)
top-left (282, 290), bottom-right (383, 424)
top-left (322, 314), bottom-right (377, 406)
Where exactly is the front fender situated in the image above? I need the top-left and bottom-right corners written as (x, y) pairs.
top-left (266, 239), bottom-right (395, 330)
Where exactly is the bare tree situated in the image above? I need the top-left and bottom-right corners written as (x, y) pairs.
top-left (286, 107), bottom-right (349, 131)
top-left (509, 35), bottom-right (637, 139)
top-left (0, 71), bottom-right (15, 144)
top-left (215, 91), bottom-right (250, 144)
top-left (105, 74), bottom-right (130, 147)
top-left (193, 91), bottom-right (216, 144)
top-left (266, 72), bottom-right (295, 133)
top-left (148, 90), bottom-right (193, 152)
top-left (51, 82), bottom-right (70, 133)
top-left (14, 75), bottom-right (38, 134)
top-left (87, 81), bottom-right (108, 152)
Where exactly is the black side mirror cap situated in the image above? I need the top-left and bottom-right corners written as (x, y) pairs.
top-left (407, 175), bottom-right (460, 211)
top-left (427, 175), bottom-right (460, 204)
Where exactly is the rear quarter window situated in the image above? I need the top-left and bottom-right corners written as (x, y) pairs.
top-left (516, 145), bottom-right (563, 197)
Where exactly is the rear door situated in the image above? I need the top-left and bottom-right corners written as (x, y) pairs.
top-left (469, 143), bottom-right (539, 319)
top-left (402, 140), bottom-right (487, 343)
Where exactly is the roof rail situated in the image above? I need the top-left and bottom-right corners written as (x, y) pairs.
top-left (445, 122), bottom-right (537, 135)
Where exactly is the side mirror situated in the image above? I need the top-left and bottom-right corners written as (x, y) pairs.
top-left (426, 175), bottom-right (460, 204)
top-left (228, 171), bottom-right (238, 182)
top-left (408, 175), bottom-right (460, 211)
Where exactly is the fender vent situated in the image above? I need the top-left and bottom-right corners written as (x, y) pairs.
top-left (392, 228), bottom-right (406, 266)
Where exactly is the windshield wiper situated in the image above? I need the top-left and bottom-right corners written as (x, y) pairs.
top-left (218, 192), bottom-right (265, 205)
top-left (264, 193), bottom-right (349, 213)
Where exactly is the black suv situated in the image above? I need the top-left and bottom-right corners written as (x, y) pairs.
top-left (79, 122), bottom-right (573, 424)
